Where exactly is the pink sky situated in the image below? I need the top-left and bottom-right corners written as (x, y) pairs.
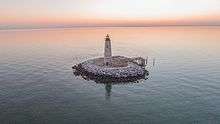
top-left (1, 0), bottom-right (220, 29)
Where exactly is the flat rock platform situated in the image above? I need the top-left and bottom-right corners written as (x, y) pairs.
top-left (72, 56), bottom-right (148, 83)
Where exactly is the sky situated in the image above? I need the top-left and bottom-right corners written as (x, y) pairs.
top-left (1, 0), bottom-right (220, 29)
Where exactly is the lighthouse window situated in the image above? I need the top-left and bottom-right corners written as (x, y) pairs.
top-left (106, 62), bottom-right (109, 66)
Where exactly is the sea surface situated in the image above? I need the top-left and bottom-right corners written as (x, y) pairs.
top-left (0, 27), bottom-right (220, 124)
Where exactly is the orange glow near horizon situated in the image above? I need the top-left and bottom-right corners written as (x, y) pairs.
top-left (1, 0), bottom-right (220, 29)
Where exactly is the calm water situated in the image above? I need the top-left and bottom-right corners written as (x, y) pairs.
top-left (0, 27), bottom-right (220, 124)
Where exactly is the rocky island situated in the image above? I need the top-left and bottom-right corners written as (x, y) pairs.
top-left (72, 35), bottom-right (148, 83)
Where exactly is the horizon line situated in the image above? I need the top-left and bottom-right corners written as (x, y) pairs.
top-left (1, 25), bottom-right (220, 31)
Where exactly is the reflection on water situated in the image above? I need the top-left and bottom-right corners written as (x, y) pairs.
top-left (73, 67), bottom-right (150, 100)
top-left (73, 66), bottom-right (150, 100)
top-left (0, 27), bottom-right (220, 124)
top-left (105, 83), bottom-right (112, 100)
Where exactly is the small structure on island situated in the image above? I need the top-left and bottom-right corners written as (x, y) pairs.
top-left (104, 34), bottom-right (112, 66)
top-left (72, 34), bottom-right (148, 83)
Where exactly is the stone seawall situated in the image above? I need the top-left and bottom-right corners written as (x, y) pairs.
top-left (73, 57), bottom-right (148, 83)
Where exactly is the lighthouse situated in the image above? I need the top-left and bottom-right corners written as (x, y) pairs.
top-left (104, 34), bottom-right (112, 66)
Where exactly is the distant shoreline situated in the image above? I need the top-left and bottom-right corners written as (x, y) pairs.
top-left (0, 25), bottom-right (220, 31)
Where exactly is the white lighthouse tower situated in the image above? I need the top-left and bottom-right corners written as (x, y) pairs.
top-left (104, 34), bottom-right (112, 66)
